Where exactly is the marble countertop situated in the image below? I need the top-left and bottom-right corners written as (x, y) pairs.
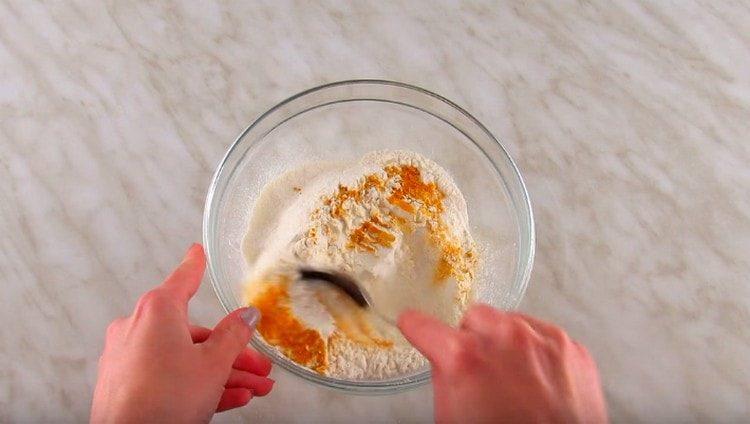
top-left (1, 1), bottom-right (749, 422)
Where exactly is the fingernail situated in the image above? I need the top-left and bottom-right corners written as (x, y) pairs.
top-left (240, 306), bottom-right (260, 329)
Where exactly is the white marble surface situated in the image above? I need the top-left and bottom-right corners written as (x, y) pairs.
top-left (1, 1), bottom-right (749, 422)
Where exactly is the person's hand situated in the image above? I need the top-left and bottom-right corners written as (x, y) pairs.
top-left (398, 305), bottom-right (606, 423)
top-left (91, 244), bottom-right (274, 423)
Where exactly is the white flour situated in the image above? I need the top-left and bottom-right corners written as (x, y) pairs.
top-left (243, 150), bottom-right (478, 380)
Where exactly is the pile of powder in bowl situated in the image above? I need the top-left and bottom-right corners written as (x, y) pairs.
top-left (242, 150), bottom-right (479, 380)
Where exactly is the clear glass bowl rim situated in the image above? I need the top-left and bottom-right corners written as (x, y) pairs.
top-left (203, 79), bottom-right (535, 394)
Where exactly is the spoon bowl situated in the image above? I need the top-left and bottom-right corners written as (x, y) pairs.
top-left (298, 268), bottom-right (371, 307)
top-left (297, 267), bottom-right (397, 326)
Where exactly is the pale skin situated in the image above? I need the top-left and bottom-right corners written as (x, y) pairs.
top-left (92, 244), bottom-right (607, 423)
top-left (91, 244), bottom-right (273, 423)
top-left (398, 307), bottom-right (607, 423)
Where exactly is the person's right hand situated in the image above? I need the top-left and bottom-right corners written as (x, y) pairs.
top-left (398, 305), bottom-right (607, 423)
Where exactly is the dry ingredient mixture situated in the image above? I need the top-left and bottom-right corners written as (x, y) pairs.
top-left (242, 150), bottom-right (479, 380)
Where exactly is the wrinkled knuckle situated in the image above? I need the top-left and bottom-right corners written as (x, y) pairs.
top-left (512, 330), bottom-right (532, 350)
top-left (221, 326), bottom-right (248, 350)
top-left (509, 315), bottom-right (526, 327)
top-left (544, 331), bottom-right (570, 358)
top-left (135, 289), bottom-right (170, 314)
top-left (510, 320), bottom-right (535, 350)
top-left (575, 341), bottom-right (592, 360)
top-left (231, 329), bottom-right (249, 348)
top-left (467, 303), bottom-right (497, 321)
top-left (549, 327), bottom-right (570, 344)
top-left (105, 318), bottom-right (124, 337)
top-left (136, 290), bottom-right (160, 307)
top-left (444, 335), bottom-right (479, 372)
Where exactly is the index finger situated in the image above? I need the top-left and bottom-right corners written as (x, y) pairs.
top-left (398, 309), bottom-right (460, 364)
top-left (160, 243), bottom-right (206, 304)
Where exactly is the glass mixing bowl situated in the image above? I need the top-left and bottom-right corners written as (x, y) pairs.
top-left (203, 80), bottom-right (534, 393)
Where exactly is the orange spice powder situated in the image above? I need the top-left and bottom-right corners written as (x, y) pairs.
top-left (328, 184), bottom-right (361, 218)
top-left (429, 219), bottom-right (478, 283)
top-left (363, 174), bottom-right (384, 191)
top-left (251, 280), bottom-right (328, 373)
top-left (383, 165), bottom-right (477, 283)
top-left (348, 218), bottom-right (396, 252)
top-left (317, 163), bottom-right (474, 284)
top-left (385, 165), bottom-right (445, 215)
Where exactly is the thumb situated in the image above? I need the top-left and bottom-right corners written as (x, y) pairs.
top-left (397, 309), bottom-right (460, 365)
top-left (203, 307), bottom-right (260, 370)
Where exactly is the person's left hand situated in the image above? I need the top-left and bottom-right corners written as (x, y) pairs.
top-left (91, 244), bottom-right (274, 423)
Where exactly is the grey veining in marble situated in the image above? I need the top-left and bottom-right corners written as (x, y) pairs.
top-left (1, 1), bottom-right (749, 422)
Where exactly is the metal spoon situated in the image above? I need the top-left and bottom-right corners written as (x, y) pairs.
top-left (297, 268), bottom-right (395, 325)
top-left (298, 268), bottom-right (372, 307)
